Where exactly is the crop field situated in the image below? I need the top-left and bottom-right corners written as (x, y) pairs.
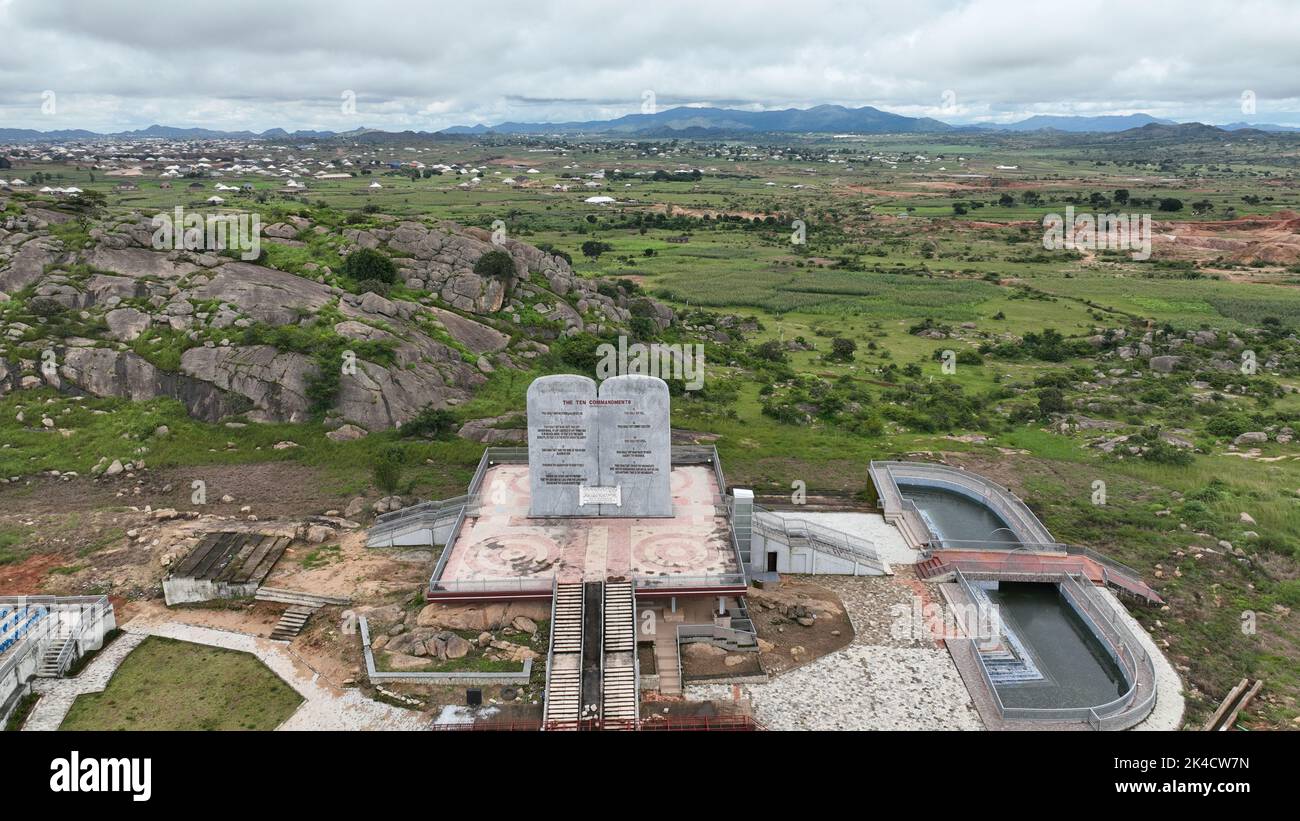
top-left (4, 124), bottom-right (1300, 728)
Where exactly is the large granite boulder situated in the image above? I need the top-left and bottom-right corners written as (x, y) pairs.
top-left (180, 345), bottom-right (316, 423)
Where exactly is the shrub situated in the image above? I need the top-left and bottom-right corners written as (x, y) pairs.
top-left (473, 249), bottom-right (516, 281)
top-left (402, 406), bottom-right (457, 439)
top-left (342, 247), bottom-right (397, 284)
top-left (1205, 412), bottom-right (1252, 438)
top-left (356, 278), bottom-right (390, 296)
top-left (827, 337), bottom-right (857, 362)
top-left (26, 297), bottom-right (66, 317)
top-left (372, 445), bottom-right (405, 494)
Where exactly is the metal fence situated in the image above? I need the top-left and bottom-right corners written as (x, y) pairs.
top-left (950, 571), bottom-right (1157, 729)
top-left (751, 507), bottom-right (888, 573)
top-left (631, 573), bottom-right (748, 591)
top-left (0, 595), bottom-right (111, 683)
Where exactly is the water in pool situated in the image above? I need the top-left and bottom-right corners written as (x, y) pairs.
top-left (898, 484), bottom-right (1014, 545)
top-left (985, 582), bottom-right (1126, 709)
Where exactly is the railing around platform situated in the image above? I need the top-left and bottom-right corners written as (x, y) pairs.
top-left (750, 506), bottom-right (887, 573)
top-left (950, 571), bottom-right (1156, 729)
top-left (632, 573), bottom-right (748, 591)
top-left (426, 577), bottom-right (555, 597)
top-left (0, 595), bottom-right (110, 683)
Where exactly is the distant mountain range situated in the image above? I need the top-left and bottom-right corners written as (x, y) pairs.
top-left (0, 124), bottom-right (345, 142)
top-left (444, 107), bottom-right (1300, 136)
top-left (984, 113), bottom-right (1177, 132)
top-left (440, 104), bottom-right (952, 135)
top-left (3, 107), bottom-right (1299, 143)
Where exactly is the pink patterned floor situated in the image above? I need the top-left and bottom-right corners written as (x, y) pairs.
top-left (440, 464), bottom-right (737, 583)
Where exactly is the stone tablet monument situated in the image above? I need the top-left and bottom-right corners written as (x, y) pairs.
top-left (526, 374), bottom-right (600, 517)
top-left (526, 373), bottom-right (672, 518)
top-left (596, 374), bottom-right (672, 517)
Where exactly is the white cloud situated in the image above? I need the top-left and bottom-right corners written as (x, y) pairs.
top-left (1, 0), bottom-right (1298, 131)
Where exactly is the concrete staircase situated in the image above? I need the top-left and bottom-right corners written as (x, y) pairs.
top-left (37, 633), bottom-right (72, 678)
top-left (255, 587), bottom-right (350, 608)
top-left (601, 581), bottom-right (638, 727)
top-left (543, 582), bottom-right (585, 728)
top-left (366, 496), bottom-right (468, 547)
top-left (915, 555), bottom-right (953, 581)
top-left (653, 628), bottom-right (682, 696)
top-left (270, 606), bottom-right (316, 641)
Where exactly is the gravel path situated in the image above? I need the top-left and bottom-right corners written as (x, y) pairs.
top-left (688, 573), bottom-right (983, 730)
top-left (22, 619), bottom-right (425, 731)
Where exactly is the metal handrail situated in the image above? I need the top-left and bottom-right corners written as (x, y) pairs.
top-left (541, 577), bottom-right (559, 726)
top-left (951, 570), bottom-right (1156, 728)
top-left (632, 573), bottom-right (747, 590)
top-left (0, 596), bottom-right (110, 683)
top-left (871, 460), bottom-right (1055, 546)
top-left (427, 576), bottom-right (554, 594)
top-left (750, 507), bottom-right (887, 572)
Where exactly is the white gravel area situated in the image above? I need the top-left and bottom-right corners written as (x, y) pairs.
top-left (1096, 588), bottom-right (1185, 730)
top-left (689, 644), bottom-right (983, 730)
top-left (688, 572), bottom-right (983, 730)
top-left (774, 511), bottom-right (920, 566)
top-left (24, 620), bottom-right (424, 731)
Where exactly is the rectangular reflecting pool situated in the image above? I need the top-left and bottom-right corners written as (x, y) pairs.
top-left (985, 582), bottom-right (1126, 710)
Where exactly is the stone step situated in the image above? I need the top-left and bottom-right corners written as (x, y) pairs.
top-left (255, 587), bottom-right (350, 607)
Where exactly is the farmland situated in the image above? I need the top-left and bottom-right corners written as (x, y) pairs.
top-left (4, 125), bottom-right (1300, 727)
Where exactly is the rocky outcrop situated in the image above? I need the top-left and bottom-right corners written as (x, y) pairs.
top-left (59, 347), bottom-right (249, 421)
top-left (188, 262), bottom-right (333, 325)
top-left (334, 357), bottom-right (483, 430)
top-left (180, 345), bottom-right (316, 423)
top-left (2, 211), bottom-right (676, 431)
top-left (104, 307), bottom-right (151, 341)
top-left (345, 220), bottom-right (671, 329)
top-left (0, 236), bottom-right (64, 293)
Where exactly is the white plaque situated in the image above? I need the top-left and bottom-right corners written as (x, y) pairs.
top-left (579, 485), bottom-right (622, 507)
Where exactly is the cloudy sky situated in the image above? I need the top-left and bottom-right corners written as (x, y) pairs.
top-left (2, 0), bottom-right (1299, 132)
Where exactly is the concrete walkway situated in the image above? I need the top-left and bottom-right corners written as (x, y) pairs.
top-left (22, 620), bottom-right (426, 731)
top-left (23, 632), bottom-right (149, 731)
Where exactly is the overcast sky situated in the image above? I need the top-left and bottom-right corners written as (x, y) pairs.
top-left (2, 0), bottom-right (1299, 132)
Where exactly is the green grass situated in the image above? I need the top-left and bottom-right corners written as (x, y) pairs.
top-left (60, 636), bottom-right (302, 730)
top-left (0, 525), bottom-right (34, 565)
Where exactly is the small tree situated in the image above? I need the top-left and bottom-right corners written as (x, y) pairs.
top-left (402, 406), bottom-right (457, 439)
top-left (372, 445), bottom-right (405, 494)
top-left (473, 249), bottom-right (516, 281)
top-left (342, 247), bottom-right (397, 284)
top-left (581, 240), bottom-right (612, 259)
top-left (828, 337), bottom-right (857, 362)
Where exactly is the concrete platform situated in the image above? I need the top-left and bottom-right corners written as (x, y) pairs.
top-left (439, 464), bottom-right (739, 586)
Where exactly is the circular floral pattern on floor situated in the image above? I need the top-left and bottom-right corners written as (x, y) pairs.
top-left (461, 533), bottom-right (560, 578)
top-left (634, 532), bottom-right (723, 573)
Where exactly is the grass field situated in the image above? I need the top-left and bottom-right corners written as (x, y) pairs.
top-left (5, 125), bottom-right (1300, 727)
top-left (60, 637), bottom-right (303, 730)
